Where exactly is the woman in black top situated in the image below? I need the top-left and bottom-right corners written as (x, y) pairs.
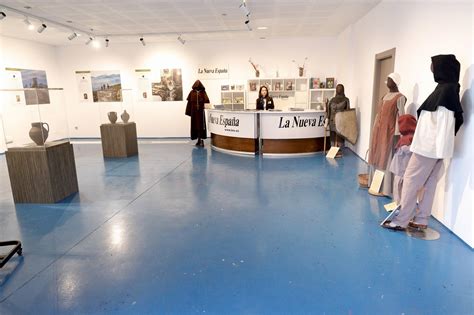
top-left (256, 86), bottom-right (274, 110)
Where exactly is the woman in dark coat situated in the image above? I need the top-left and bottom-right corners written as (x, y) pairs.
top-left (185, 80), bottom-right (210, 147)
top-left (256, 86), bottom-right (275, 110)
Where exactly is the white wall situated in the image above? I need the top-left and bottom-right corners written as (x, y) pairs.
top-left (336, 1), bottom-right (473, 246)
top-left (56, 37), bottom-right (338, 138)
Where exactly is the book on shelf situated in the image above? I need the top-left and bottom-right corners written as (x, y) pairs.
top-left (311, 78), bottom-right (320, 89)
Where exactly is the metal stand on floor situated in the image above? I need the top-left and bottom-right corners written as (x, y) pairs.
top-left (406, 227), bottom-right (440, 241)
top-left (0, 241), bottom-right (23, 268)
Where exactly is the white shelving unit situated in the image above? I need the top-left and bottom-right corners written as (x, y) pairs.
top-left (309, 88), bottom-right (336, 111)
top-left (246, 78), bottom-right (309, 110)
top-left (221, 84), bottom-right (246, 110)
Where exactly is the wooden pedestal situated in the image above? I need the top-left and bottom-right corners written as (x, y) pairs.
top-left (100, 122), bottom-right (138, 158)
top-left (5, 141), bottom-right (79, 203)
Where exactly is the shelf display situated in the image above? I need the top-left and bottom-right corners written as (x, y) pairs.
top-left (220, 84), bottom-right (246, 110)
top-left (310, 88), bottom-right (336, 111)
top-left (246, 78), bottom-right (309, 110)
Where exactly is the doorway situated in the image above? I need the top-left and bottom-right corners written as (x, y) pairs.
top-left (370, 48), bottom-right (396, 129)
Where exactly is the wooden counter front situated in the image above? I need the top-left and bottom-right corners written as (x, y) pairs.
top-left (211, 134), bottom-right (258, 154)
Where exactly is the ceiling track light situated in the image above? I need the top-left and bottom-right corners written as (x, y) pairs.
top-left (245, 19), bottom-right (252, 31)
top-left (239, 2), bottom-right (250, 17)
top-left (177, 35), bottom-right (185, 45)
top-left (37, 23), bottom-right (47, 33)
top-left (105, 38), bottom-right (109, 48)
top-left (140, 37), bottom-right (146, 46)
top-left (0, 11), bottom-right (6, 20)
top-left (85, 36), bottom-right (94, 45)
top-left (23, 17), bottom-right (34, 30)
top-left (68, 32), bottom-right (78, 40)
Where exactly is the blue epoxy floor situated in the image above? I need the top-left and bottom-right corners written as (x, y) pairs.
top-left (0, 141), bottom-right (472, 315)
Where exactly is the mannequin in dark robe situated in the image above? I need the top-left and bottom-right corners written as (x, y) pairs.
top-left (326, 84), bottom-right (350, 157)
top-left (185, 80), bottom-right (210, 147)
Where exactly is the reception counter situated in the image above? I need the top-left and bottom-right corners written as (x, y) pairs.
top-left (208, 109), bottom-right (327, 156)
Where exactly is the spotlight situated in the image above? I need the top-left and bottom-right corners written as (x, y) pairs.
top-left (37, 23), bottom-right (47, 33)
top-left (177, 35), bottom-right (185, 45)
top-left (245, 20), bottom-right (252, 31)
top-left (92, 39), bottom-right (100, 48)
top-left (85, 36), bottom-right (94, 45)
top-left (0, 12), bottom-right (6, 20)
top-left (239, 2), bottom-right (250, 17)
top-left (105, 38), bottom-right (109, 47)
top-left (140, 37), bottom-right (146, 46)
top-left (68, 32), bottom-right (78, 40)
top-left (24, 17), bottom-right (34, 30)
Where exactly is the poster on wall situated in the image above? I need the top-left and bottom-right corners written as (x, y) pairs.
top-left (90, 71), bottom-right (122, 102)
top-left (151, 68), bottom-right (183, 101)
top-left (75, 71), bottom-right (93, 102)
top-left (4, 68), bottom-right (25, 105)
top-left (5, 68), bottom-right (50, 105)
top-left (135, 69), bottom-right (151, 101)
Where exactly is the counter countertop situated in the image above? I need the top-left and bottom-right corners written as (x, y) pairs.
top-left (208, 109), bottom-right (326, 114)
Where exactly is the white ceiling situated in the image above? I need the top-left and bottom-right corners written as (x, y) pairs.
top-left (0, 0), bottom-right (381, 45)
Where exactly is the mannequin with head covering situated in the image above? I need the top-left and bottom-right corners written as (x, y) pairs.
top-left (325, 84), bottom-right (350, 156)
top-left (185, 80), bottom-right (210, 146)
top-left (368, 72), bottom-right (407, 197)
top-left (383, 54), bottom-right (463, 231)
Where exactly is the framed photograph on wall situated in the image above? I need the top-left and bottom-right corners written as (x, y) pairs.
top-left (151, 68), bottom-right (183, 101)
top-left (326, 77), bottom-right (335, 89)
top-left (91, 71), bottom-right (122, 102)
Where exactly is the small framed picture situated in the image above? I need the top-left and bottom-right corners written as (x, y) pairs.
top-left (221, 85), bottom-right (229, 91)
top-left (320, 82), bottom-right (326, 88)
top-left (326, 78), bottom-right (335, 89)
top-left (16, 95), bottom-right (21, 102)
top-left (83, 93), bottom-right (88, 100)
top-left (312, 78), bottom-right (320, 89)
top-left (143, 92), bottom-right (148, 99)
top-left (249, 82), bottom-right (257, 91)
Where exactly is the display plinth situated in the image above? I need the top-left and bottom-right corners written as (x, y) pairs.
top-left (100, 122), bottom-right (138, 158)
top-left (5, 141), bottom-right (79, 203)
